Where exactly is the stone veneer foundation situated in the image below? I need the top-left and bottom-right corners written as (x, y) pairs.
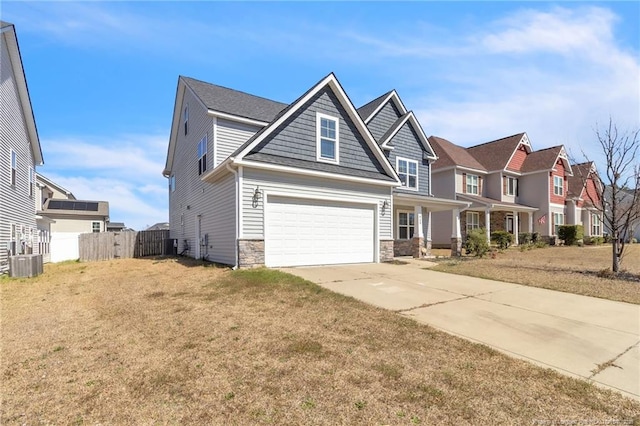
top-left (380, 240), bottom-right (394, 262)
top-left (238, 239), bottom-right (265, 268)
top-left (451, 237), bottom-right (462, 257)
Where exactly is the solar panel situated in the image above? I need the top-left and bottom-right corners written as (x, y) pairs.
top-left (47, 200), bottom-right (100, 211)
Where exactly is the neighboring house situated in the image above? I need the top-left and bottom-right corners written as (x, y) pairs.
top-left (603, 186), bottom-right (640, 242)
top-left (106, 222), bottom-right (127, 232)
top-left (146, 222), bottom-right (169, 231)
top-left (164, 73), bottom-right (468, 267)
top-left (36, 173), bottom-right (110, 262)
top-left (0, 21), bottom-right (44, 273)
top-left (566, 162), bottom-right (603, 238)
top-left (356, 90), bottom-right (469, 256)
top-left (429, 133), bottom-right (574, 246)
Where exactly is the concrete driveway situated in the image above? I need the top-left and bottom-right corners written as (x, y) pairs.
top-left (281, 260), bottom-right (640, 401)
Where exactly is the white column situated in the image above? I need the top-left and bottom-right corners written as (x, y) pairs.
top-left (513, 211), bottom-right (519, 245)
top-left (415, 205), bottom-right (424, 238)
top-left (452, 209), bottom-right (461, 239)
top-left (485, 209), bottom-right (491, 242)
top-left (425, 210), bottom-right (432, 243)
top-left (528, 212), bottom-right (533, 233)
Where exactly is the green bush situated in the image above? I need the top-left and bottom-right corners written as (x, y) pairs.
top-left (584, 236), bottom-right (604, 246)
top-left (491, 231), bottom-right (514, 250)
top-left (532, 232), bottom-right (540, 243)
top-left (519, 233), bottom-right (532, 244)
top-left (465, 228), bottom-right (490, 258)
top-left (557, 225), bottom-right (584, 246)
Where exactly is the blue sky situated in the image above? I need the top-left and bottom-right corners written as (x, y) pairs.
top-left (3, 1), bottom-right (639, 230)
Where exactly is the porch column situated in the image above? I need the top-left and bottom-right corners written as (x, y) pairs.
top-left (513, 211), bottom-right (519, 245)
top-left (528, 212), bottom-right (533, 233)
top-left (485, 208), bottom-right (491, 242)
top-left (451, 209), bottom-right (462, 256)
top-left (425, 210), bottom-right (432, 254)
top-left (412, 205), bottom-right (425, 258)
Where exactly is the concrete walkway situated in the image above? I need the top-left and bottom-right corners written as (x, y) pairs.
top-left (281, 260), bottom-right (640, 401)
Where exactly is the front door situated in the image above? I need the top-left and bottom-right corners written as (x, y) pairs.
top-left (506, 215), bottom-right (514, 234)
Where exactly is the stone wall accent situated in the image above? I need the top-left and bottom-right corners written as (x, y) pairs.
top-left (379, 240), bottom-right (394, 262)
top-left (490, 211), bottom-right (508, 233)
top-left (411, 236), bottom-right (425, 258)
top-left (393, 239), bottom-right (412, 256)
top-left (238, 239), bottom-right (265, 268)
top-left (451, 237), bottom-right (462, 257)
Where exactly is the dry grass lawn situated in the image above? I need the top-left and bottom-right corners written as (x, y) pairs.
top-left (2, 258), bottom-right (639, 425)
top-left (430, 244), bottom-right (640, 305)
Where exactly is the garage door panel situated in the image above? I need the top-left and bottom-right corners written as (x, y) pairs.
top-left (265, 196), bottom-right (375, 267)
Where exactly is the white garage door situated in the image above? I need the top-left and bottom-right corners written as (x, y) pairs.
top-left (265, 196), bottom-right (375, 267)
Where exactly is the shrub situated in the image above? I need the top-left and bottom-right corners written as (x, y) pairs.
top-left (534, 240), bottom-right (548, 249)
top-left (465, 228), bottom-right (490, 258)
top-left (519, 233), bottom-right (532, 244)
top-left (557, 225), bottom-right (584, 246)
top-left (491, 231), bottom-right (513, 250)
top-left (584, 236), bottom-right (604, 246)
top-left (532, 232), bottom-right (540, 243)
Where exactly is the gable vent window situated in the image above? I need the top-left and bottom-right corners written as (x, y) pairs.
top-left (198, 135), bottom-right (208, 175)
top-left (316, 113), bottom-right (339, 163)
top-left (183, 104), bottom-right (189, 135)
top-left (10, 150), bottom-right (17, 186)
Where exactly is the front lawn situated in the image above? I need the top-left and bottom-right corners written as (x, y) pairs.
top-left (2, 258), bottom-right (639, 424)
top-left (430, 244), bottom-right (640, 304)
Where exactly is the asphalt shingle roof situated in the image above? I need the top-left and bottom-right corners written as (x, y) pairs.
top-left (466, 133), bottom-right (525, 171)
top-left (520, 146), bottom-right (564, 173)
top-left (357, 90), bottom-right (393, 121)
top-left (428, 136), bottom-right (486, 171)
top-left (567, 162), bottom-right (593, 197)
top-left (182, 76), bottom-right (287, 123)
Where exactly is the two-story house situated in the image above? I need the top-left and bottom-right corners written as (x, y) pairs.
top-left (0, 21), bottom-right (44, 273)
top-left (429, 133), bottom-right (574, 247)
top-left (566, 162), bottom-right (603, 238)
top-left (164, 73), bottom-right (403, 268)
top-left (357, 91), bottom-right (469, 257)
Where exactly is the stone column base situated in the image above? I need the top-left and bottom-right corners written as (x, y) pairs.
top-left (412, 236), bottom-right (425, 258)
top-left (238, 239), bottom-right (265, 268)
top-left (451, 237), bottom-right (462, 257)
top-left (380, 240), bottom-right (394, 262)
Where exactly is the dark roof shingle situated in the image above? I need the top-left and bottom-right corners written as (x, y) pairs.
top-left (357, 90), bottom-right (393, 121)
top-left (520, 146), bottom-right (564, 173)
top-left (428, 136), bottom-right (486, 171)
top-left (466, 133), bottom-right (525, 171)
top-left (567, 162), bottom-right (594, 197)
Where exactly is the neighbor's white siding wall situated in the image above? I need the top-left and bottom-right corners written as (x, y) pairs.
top-left (0, 36), bottom-right (38, 272)
top-left (168, 87), bottom-right (237, 264)
top-left (215, 118), bottom-right (260, 166)
top-left (50, 217), bottom-right (106, 233)
top-left (241, 168), bottom-right (392, 240)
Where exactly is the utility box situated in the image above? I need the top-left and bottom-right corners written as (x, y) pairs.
top-left (9, 254), bottom-right (43, 278)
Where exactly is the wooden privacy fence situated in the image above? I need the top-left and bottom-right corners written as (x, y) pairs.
top-left (79, 230), bottom-right (175, 262)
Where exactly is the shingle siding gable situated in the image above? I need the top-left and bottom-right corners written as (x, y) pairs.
top-left (367, 101), bottom-right (402, 142)
top-left (387, 121), bottom-right (430, 195)
top-left (250, 87), bottom-right (386, 175)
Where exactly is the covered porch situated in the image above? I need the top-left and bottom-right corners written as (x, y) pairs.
top-left (393, 193), bottom-right (470, 258)
top-left (457, 194), bottom-right (538, 246)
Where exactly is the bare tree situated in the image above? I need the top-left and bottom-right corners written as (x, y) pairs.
top-left (581, 118), bottom-right (640, 273)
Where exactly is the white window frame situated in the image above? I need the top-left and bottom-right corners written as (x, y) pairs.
top-left (29, 167), bottom-right (34, 197)
top-left (466, 174), bottom-right (479, 195)
top-left (10, 150), bottom-right (17, 186)
top-left (198, 135), bottom-right (208, 175)
top-left (396, 157), bottom-right (418, 191)
top-left (466, 211), bottom-right (480, 232)
top-left (553, 175), bottom-right (564, 196)
top-left (92, 222), bottom-right (101, 233)
top-left (591, 213), bottom-right (601, 236)
top-left (316, 112), bottom-right (339, 164)
top-left (169, 175), bottom-right (176, 192)
top-left (553, 212), bottom-right (564, 235)
top-left (183, 103), bottom-right (189, 136)
top-left (397, 211), bottom-right (415, 240)
top-left (505, 176), bottom-right (517, 196)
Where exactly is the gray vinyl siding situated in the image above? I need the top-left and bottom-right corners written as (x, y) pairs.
top-left (367, 101), bottom-right (402, 142)
top-left (241, 168), bottom-right (392, 240)
top-left (251, 87), bottom-right (386, 175)
top-left (169, 87), bottom-right (238, 262)
top-left (215, 118), bottom-right (260, 166)
top-left (0, 38), bottom-right (38, 273)
top-left (387, 121), bottom-right (431, 196)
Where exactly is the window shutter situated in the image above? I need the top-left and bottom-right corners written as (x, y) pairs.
top-left (516, 179), bottom-right (519, 197)
top-left (462, 173), bottom-right (467, 193)
top-left (478, 176), bottom-right (483, 195)
top-left (551, 213), bottom-right (555, 234)
top-left (503, 177), bottom-right (507, 195)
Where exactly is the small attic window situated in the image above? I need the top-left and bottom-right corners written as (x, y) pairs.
top-left (316, 112), bottom-right (339, 164)
top-left (183, 104), bottom-right (189, 136)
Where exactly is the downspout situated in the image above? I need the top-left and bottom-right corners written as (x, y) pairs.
top-left (226, 161), bottom-right (240, 269)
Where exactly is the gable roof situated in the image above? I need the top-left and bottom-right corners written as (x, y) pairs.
top-left (36, 173), bottom-right (76, 200)
top-left (1, 21), bottom-right (43, 165)
top-left (520, 145), bottom-right (572, 175)
top-left (428, 136), bottom-right (486, 172)
top-left (567, 162), bottom-right (595, 198)
top-left (357, 90), bottom-right (408, 124)
top-left (466, 133), bottom-right (528, 171)
top-left (182, 76), bottom-right (287, 123)
top-left (203, 73), bottom-right (400, 185)
top-left (378, 111), bottom-right (437, 159)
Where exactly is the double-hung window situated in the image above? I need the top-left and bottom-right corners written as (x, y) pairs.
top-left (466, 212), bottom-right (480, 232)
top-left (316, 113), bottom-right (339, 163)
top-left (553, 212), bottom-right (564, 235)
top-left (10, 150), bottom-right (17, 186)
top-left (29, 167), bottom-right (34, 197)
top-left (92, 222), bottom-right (101, 233)
top-left (591, 213), bottom-right (601, 236)
top-left (398, 211), bottom-right (415, 240)
top-left (397, 158), bottom-right (418, 190)
top-left (466, 174), bottom-right (479, 195)
top-left (553, 175), bottom-right (564, 196)
top-left (505, 176), bottom-right (517, 196)
top-left (198, 136), bottom-right (207, 175)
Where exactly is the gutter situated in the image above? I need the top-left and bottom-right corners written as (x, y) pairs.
top-left (226, 162), bottom-right (240, 269)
